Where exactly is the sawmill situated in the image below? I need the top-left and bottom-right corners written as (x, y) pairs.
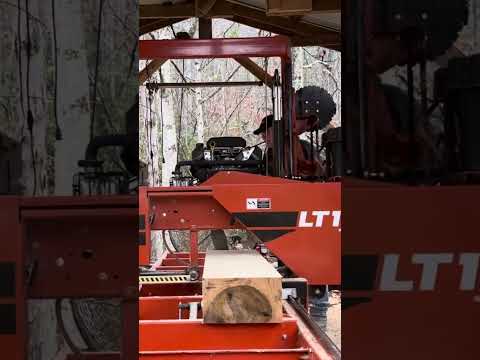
top-left (138, 0), bottom-right (342, 359)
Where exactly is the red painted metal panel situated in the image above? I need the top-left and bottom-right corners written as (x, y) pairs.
top-left (139, 349), bottom-right (309, 359)
top-left (20, 195), bottom-right (137, 208)
top-left (201, 171), bottom-right (299, 185)
top-left (0, 198), bottom-right (25, 360)
top-left (139, 37), bottom-right (291, 60)
top-left (149, 193), bottom-right (234, 231)
top-left (342, 185), bottom-right (480, 360)
top-left (139, 319), bottom-right (298, 352)
top-left (25, 207), bottom-right (137, 298)
top-left (141, 176), bottom-right (340, 285)
top-left (212, 181), bottom-right (340, 285)
top-left (139, 186), bottom-right (151, 266)
top-left (140, 296), bottom-right (202, 320)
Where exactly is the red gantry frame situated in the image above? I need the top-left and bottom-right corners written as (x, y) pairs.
top-left (138, 36), bottom-right (341, 360)
top-left (140, 36), bottom-right (299, 178)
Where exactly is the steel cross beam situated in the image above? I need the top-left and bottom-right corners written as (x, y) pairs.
top-left (139, 36), bottom-right (292, 60)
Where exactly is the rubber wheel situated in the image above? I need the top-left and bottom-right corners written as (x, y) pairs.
top-left (211, 229), bottom-right (229, 250)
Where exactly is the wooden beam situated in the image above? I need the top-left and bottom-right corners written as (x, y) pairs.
top-left (140, 3), bottom-right (195, 19)
top-left (202, 250), bottom-right (282, 324)
top-left (311, 0), bottom-right (341, 12)
top-left (195, 0), bottom-right (218, 17)
top-left (230, 15), bottom-right (340, 49)
top-left (207, 0), bottom-right (234, 18)
top-left (231, 15), bottom-right (294, 36)
top-left (226, 0), bottom-right (340, 13)
top-left (198, 18), bottom-right (213, 39)
top-left (230, 3), bottom-right (341, 39)
top-left (230, 4), bottom-right (313, 37)
top-left (290, 34), bottom-right (341, 48)
top-left (266, 0), bottom-right (312, 16)
top-left (140, 18), bottom-right (185, 35)
top-left (139, 59), bottom-right (167, 84)
top-left (234, 57), bottom-right (274, 87)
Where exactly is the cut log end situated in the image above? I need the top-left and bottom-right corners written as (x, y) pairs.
top-left (203, 285), bottom-right (273, 323)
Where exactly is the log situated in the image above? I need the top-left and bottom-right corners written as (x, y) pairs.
top-left (202, 250), bottom-right (283, 324)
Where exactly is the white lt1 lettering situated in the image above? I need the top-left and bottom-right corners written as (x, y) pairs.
top-left (379, 253), bottom-right (480, 291)
top-left (298, 210), bottom-right (341, 228)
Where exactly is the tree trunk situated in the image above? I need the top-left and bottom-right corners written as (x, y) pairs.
top-left (54, 0), bottom-right (91, 195)
top-left (293, 47), bottom-right (305, 90)
top-left (194, 59), bottom-right (205, 144)
top-left (160, 61), bottom-right (177, 186)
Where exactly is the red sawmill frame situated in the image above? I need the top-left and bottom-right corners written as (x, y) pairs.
top-left (0, 196), bottom-right (138, 360)
top-left (138, 36), bottom-right (340, 360)
top-left (139, 35), bottom-right (298, 177)
top-left (139, 172), bottom-right (341, 286)
top-left (139, 36), bottom-right (292, 60)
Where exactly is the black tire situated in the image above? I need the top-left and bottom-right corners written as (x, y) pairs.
top-left (211, 229), bottom-right (229, 250)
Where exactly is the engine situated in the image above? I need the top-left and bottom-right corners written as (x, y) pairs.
top-left (171, 136), bottom-right (263, 186)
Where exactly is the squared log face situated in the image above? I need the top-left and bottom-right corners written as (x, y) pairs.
top-left (202, 250), bottom-right (283, 324)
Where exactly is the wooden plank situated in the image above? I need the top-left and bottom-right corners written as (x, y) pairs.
top-left (202, 250), bottom-right (282, 324)
top-left (196, 0), bottom-right (218, 16)
top-left (267, 0), bottom-right (312, 16)
top-left (140, 18), bottom-right (184, 35)
top-left (139, 59), bottom-right (167, 85)
top-left (234, 57), bottom-right (274, 88)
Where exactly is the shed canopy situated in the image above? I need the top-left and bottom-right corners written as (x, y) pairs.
top-left (140, 0), bottom-right (341, 49)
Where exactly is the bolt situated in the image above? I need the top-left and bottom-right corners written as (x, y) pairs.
top-left (98, 272), bottom-right (108, 281)
top-left (421, 12), bottom-right (428, 20)
top-left (180, 218), bottom-right (186, 223)
top-left (162, 212), bottom-right (167, 217)
top-left (315, 288), bottom-right (321, 295)
top-left (394, 13), bottom-right (402, 21)
top-left (282, 334), bottom-right (288, 340)
top-left (56, 257), bottom-right (64, 267)
top-left (210, 209), bottom-right (215, 213)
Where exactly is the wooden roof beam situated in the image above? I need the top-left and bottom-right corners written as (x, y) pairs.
top-left (266, 0), bottom-right (313, 16)
top-left (140, 3), bottom-right (195, 19)
top-left (234, 57), bottom-right (274, 87)
top-left (228, 4), bottom-right (331, 37)
top-left (140, 18), bottom-right (185, 35)
top-left (139, 59), bottom-right (167, 84)
top-left (196, 0), bottom-right (218, 17)
top-left (311, 0), bottom-right (341, 12)
top-left (226, 0), bottom-right (340, 14)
